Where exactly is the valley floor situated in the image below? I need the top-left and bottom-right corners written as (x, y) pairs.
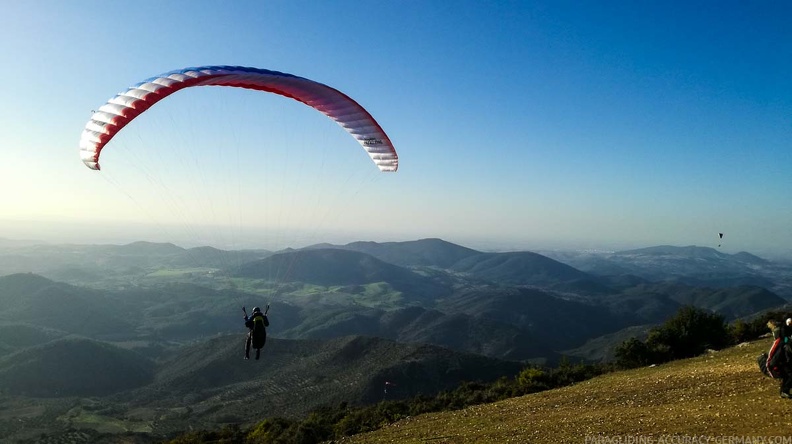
top-left (341, 340), bottom-right (792, 443)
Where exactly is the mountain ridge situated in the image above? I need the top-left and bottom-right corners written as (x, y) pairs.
top-left (306, 238), bottom-right (482, 268)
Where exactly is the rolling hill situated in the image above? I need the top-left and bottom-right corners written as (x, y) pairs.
top-left (0, 323), bottom-right (66, 357)
top-left (0, 273), bottom-right (135, 339)
top-left (0, 337), bottom-right (155, 397)
top-left (602, 283), bottom-right (786, 323)
top-left (278, 305), bottom-right (556, 362)
top-left (229, 248), bottom-right (451, 301)
top-left (0, 241), bottom-right (272, 286)
top-left (0, 334), bottom-right (526, 442)
top-left (309, 238), bottom-right (482, 268)
top-left (437, 286), bottom-right (626, 350)
top-left (542, 245), bottom-right (792, 298)
top-left (450, 251), bottom-right (594, 286)
top-left (150, 335), bottom-right (524, 409)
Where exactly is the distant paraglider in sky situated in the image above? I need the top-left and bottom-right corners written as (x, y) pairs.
top-left (78, 65), bottom-right (398, 172)
top-left (718, 232), bottom-right (724, 248)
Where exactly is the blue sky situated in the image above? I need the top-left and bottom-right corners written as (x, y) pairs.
top-left (1, 1), bottom-right (790, 257)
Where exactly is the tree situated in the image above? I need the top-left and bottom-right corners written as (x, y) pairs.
top-left (615, 306), bottom-right (730, 368)
top-left (614, 337), bottom-right (653, 369)
top-left (648, 305), bottom-right (729, 360)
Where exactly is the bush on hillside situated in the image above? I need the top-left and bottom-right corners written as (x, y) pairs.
top-left (613, 337), bottom-right (654, 369)
top-left (516, 366), bottom-right (551, 393)
top-left (729, 319), bottom-right (752, 344)
top-left (649, 305), bottom-right (730, 358)
top-left (616, 305), bottom-right (734, 369)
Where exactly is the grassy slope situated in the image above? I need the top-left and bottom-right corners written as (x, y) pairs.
top-left (344, 339), bottom-right (792, 443)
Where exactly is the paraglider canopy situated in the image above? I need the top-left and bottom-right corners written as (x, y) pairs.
top-left (79, 66), bottom-right (398, 172)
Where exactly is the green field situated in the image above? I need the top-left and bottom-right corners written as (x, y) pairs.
top-left (145, 268), bottom-right (218, 277)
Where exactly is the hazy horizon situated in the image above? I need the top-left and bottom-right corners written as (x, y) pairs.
top-left (1, 219), bottom-right (789, 261)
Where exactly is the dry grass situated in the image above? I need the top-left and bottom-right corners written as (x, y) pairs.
top-left (341, 340), bottom-right (792, 443)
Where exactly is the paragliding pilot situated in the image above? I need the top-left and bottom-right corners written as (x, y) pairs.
top-left (243, 305), bottom-right (270, 360)
top-left (760, 319), bottom-right (792, 398)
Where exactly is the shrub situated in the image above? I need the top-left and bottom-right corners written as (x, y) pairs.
top-left (649, 305), bottom-right (730, 359)
top-left (246, 418), bottom-right (296, 444)
top-left (614, 337), bottom-right (653, 369)
top-left (516, 367), bottom-right (551, 393)
top-left (616, 305), bottom-right (732, 369)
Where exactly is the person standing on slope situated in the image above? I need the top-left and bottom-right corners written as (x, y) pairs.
top-left (243, 305), bottom-right (270, 360)
top-left (765, 320), bottom-right (792, 398)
